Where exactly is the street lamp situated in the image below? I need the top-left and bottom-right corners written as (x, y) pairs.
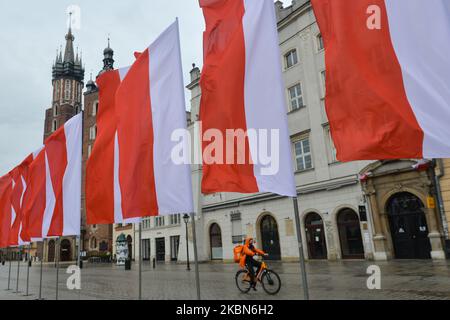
top-left (183, 213), bottom-right (191, 271)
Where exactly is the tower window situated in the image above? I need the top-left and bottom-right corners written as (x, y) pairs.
top-left (92, 102), bottom-right (99, 116)
top-left (65, 80), bottom-right (72, 100)
top-left (53, 105), bottom-right (58, 117)
top-left (89, 125), bottom-right (97, 140)
top-left (52, 119), bottom-right (58, 132)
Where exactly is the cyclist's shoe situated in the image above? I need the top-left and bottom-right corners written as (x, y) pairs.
top-left (251, 282), bottom-right (257, 291)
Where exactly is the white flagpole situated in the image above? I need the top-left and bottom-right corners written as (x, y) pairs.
top-left (138, 222), bottom-right (142, 300)
top-left (190, 212), bottom-right (201, 300)
top-left (292, 197), bottom-right (310, 300)
top-left (23, 244), bottom-right (31, 296)
top-left (55, 238), bottom-right (60, 300)
top-left (13, 246), bottom-right (21, 293)
top-left (38, 241), bottom-right (44, 300)
top-left (6, 248), bottom-right (11, 291)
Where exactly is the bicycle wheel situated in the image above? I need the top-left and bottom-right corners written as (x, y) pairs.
top-left (261, 269), bottom-right (281, 295)
top-left (235, 270), bottom-right (252, 293)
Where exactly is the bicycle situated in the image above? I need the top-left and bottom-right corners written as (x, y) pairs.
top-left (235, 256), bottom-right (281, 295)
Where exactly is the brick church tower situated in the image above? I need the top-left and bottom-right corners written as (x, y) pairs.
top-left (40, 24), bottom-right (84, 263)
top-left (44, 25), bottom-right (84, 140)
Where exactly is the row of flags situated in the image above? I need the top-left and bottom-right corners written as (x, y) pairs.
top-left (1, 0), bottom-right (449, 250)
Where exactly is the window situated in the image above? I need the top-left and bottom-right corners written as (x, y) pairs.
top-left (170, 214), bottom-right (180, 225)
top-left (231, 211), bottom-right (243, 244)
top-left (52, 119), bottom-right (58, 132)
top-left (65, 80), bottom-right (71, 100)
top-left (142, 217), bottom-right (151, 229)
top-left (155, 216), bottom-right (165, 228)
top-left (53, 105), bottom-right (58, 117)
top-left (89, 125), bottom-right (97, 140)
top-left (320, 70), bottom-right (326, 97)
top-left (325, 126), bottom-right (337, 163)
top-left (87, 144), bottom-right (92, 157)
top-left (317, 34), bottom-right (324, 51)
top-left (294, 137), bottom-right (313, 171)
top-left (92, 102), bottom-right (99, 116)
top-left (288, 84), bottom-right (304, 111)
top-left (90, 237), bottom-right (97, 249)
top-left (285, 49), bottom-right (298, 68)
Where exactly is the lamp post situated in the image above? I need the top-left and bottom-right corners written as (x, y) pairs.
top-left (183, 214), bottom-right (191, 271)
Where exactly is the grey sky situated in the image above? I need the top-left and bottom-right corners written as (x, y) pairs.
top-left (0, 0), bottom-right (292, 175)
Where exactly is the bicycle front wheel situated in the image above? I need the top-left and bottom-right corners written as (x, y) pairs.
top-left (235, 270), bottom-right (252, 294)
top-left (261, 269), bottom-right (281, 295)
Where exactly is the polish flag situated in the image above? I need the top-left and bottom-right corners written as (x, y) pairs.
top-left (0, 174), bottom-right (12, 248)
top-left (199, 0), bottom-right (296, 197)
top-left (86, 66), bottom-right (139, 224)
top-left (21, 147), bottom-right (45, 242)
top-left (23, 114), bottom-right (82, 239)
top-left (311, 0), bottom-right (450, 161)
top-left (8, 155), bottom-right (33, 247)
top-left (114, 20), bottom-right (194, 218)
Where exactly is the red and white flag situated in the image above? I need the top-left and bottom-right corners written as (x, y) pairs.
top-left (0, 174), bottom-right (12, 248)
top-left (114, 20), bottom-right (194, 219)
top-left (86, 66), bottom-right (139, 224)
top-left (312, 0), bottom-right (450, 161)
top-left (199, 0), bottom-right (296, 197)
top-left (8, 155), bottom-right (33, 247)
top-left (22, 114), bottom-right (82, 240)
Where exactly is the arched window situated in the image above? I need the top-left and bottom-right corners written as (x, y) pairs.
top-left (209, 223), bottom-right (223, 260)
top-left (52, 119), bottom-right (58, 132)
top-left (53, 105), bottom-right (58, 117)
top-left (65, 79), bottom-right (71, 100)
top-left (90, 237), bottom-right (97, 249)
top-left (92, 101), bottom-right (99, 116)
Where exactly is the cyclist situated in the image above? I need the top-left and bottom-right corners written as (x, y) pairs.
top-left (239, 237), bottom-right (268, 290)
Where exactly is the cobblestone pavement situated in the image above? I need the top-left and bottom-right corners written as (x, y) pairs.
top-left (0, 260), bottom-right (448, 300)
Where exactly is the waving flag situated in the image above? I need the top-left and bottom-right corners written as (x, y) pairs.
top-left (0, 174), bottom-right (12, 248)
top-left (86, 66), bottom-right (138, 225)
top-left (114, 20), bottom-right (194, 218)
top-left (311, 0), bottom-right (450, 160)
top-left (199, 0), bottom-right (296, 197)
top-left (8, 155), bottom-right (33, 247)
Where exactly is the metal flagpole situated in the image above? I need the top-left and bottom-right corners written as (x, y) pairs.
top-left (189, 212), bottom-right (201, 300)
top-left (38, 241), bottom-right (44, 300)
top-left (24, 244), bottom-right (31, 296)
top-left (55, 238), bottom-right (60, 300)
top-left (138, 222), bottom-right (142, 300)
top-left (13, 246), bottom-right (21, 293)
top-left (6, 248), bottom-right (11, 290)
top-left (292, 197), bottom-right (310, 300)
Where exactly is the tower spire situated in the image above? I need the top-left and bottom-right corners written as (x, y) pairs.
top-left (63, 11), bottom-right (75, 63)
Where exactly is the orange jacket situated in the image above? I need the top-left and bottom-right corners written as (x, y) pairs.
top-left (239, 238), bottom-right (265, 268)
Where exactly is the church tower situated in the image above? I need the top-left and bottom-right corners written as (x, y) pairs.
top-left (44, 23), bottom-right (84, 141)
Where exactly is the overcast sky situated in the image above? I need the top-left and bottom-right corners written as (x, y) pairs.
top-left (0, 0), bottom-right (292, 175)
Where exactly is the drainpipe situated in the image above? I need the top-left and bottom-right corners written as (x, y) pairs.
top-left (431, 159), bottom-right (449, 257)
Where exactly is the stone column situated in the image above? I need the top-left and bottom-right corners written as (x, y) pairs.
top-left (425, 205), bottom-right (446, 260)
top-left (365, 187), bottom-right (389, 261)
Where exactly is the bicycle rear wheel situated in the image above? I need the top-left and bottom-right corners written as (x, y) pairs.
top-left (261, 269), bottom-right (281, 295)
top-left (235, 270), bottom-right (252, 293)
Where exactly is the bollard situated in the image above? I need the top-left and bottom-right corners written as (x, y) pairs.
top-left (153, 257), bottom-right (156, 269)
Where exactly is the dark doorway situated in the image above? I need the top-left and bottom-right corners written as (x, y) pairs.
top-left (170, 236), bottom-right (180, 261)
top-left (48, 240), bottom-right (55, 262)
top-left (126, 235), bottom-right (132, 259)
top-left (60, 239), bottom-right (72, 262)
top-left (209, 223), bottom-right (223, 260)
top-left (142, 239), bottom-right (151, 261)
top-left (337, 209), bottom-right (365, 259)
top-left (260, 215), bottom-right (281, 260)
top-left (305, 213), bottom-right (327, 259)
top-left (387, 192), bottom-right (431, 259)
top-left (155, 237), bottom-right (165, 262)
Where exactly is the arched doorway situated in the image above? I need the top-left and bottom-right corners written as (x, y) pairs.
top-left (260, 215), bottom-right (281, 260)
top-left (60, 239), bottom-right (72, 262)
top-left (337, 209), bottom-right (364, 259)
top-left (387, 192), bottom-right (431, 259)
top-left (209, 223), bottom-right (223, 260)
top-left (126, 236), bottom-right (133, 259)
top-left (48, 240), bottom-right (55, 262)
top-left (305, 213), bottom-right (327, 259)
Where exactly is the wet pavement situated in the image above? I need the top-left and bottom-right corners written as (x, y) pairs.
top-left (0, 259), bottom-right (448, 300)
